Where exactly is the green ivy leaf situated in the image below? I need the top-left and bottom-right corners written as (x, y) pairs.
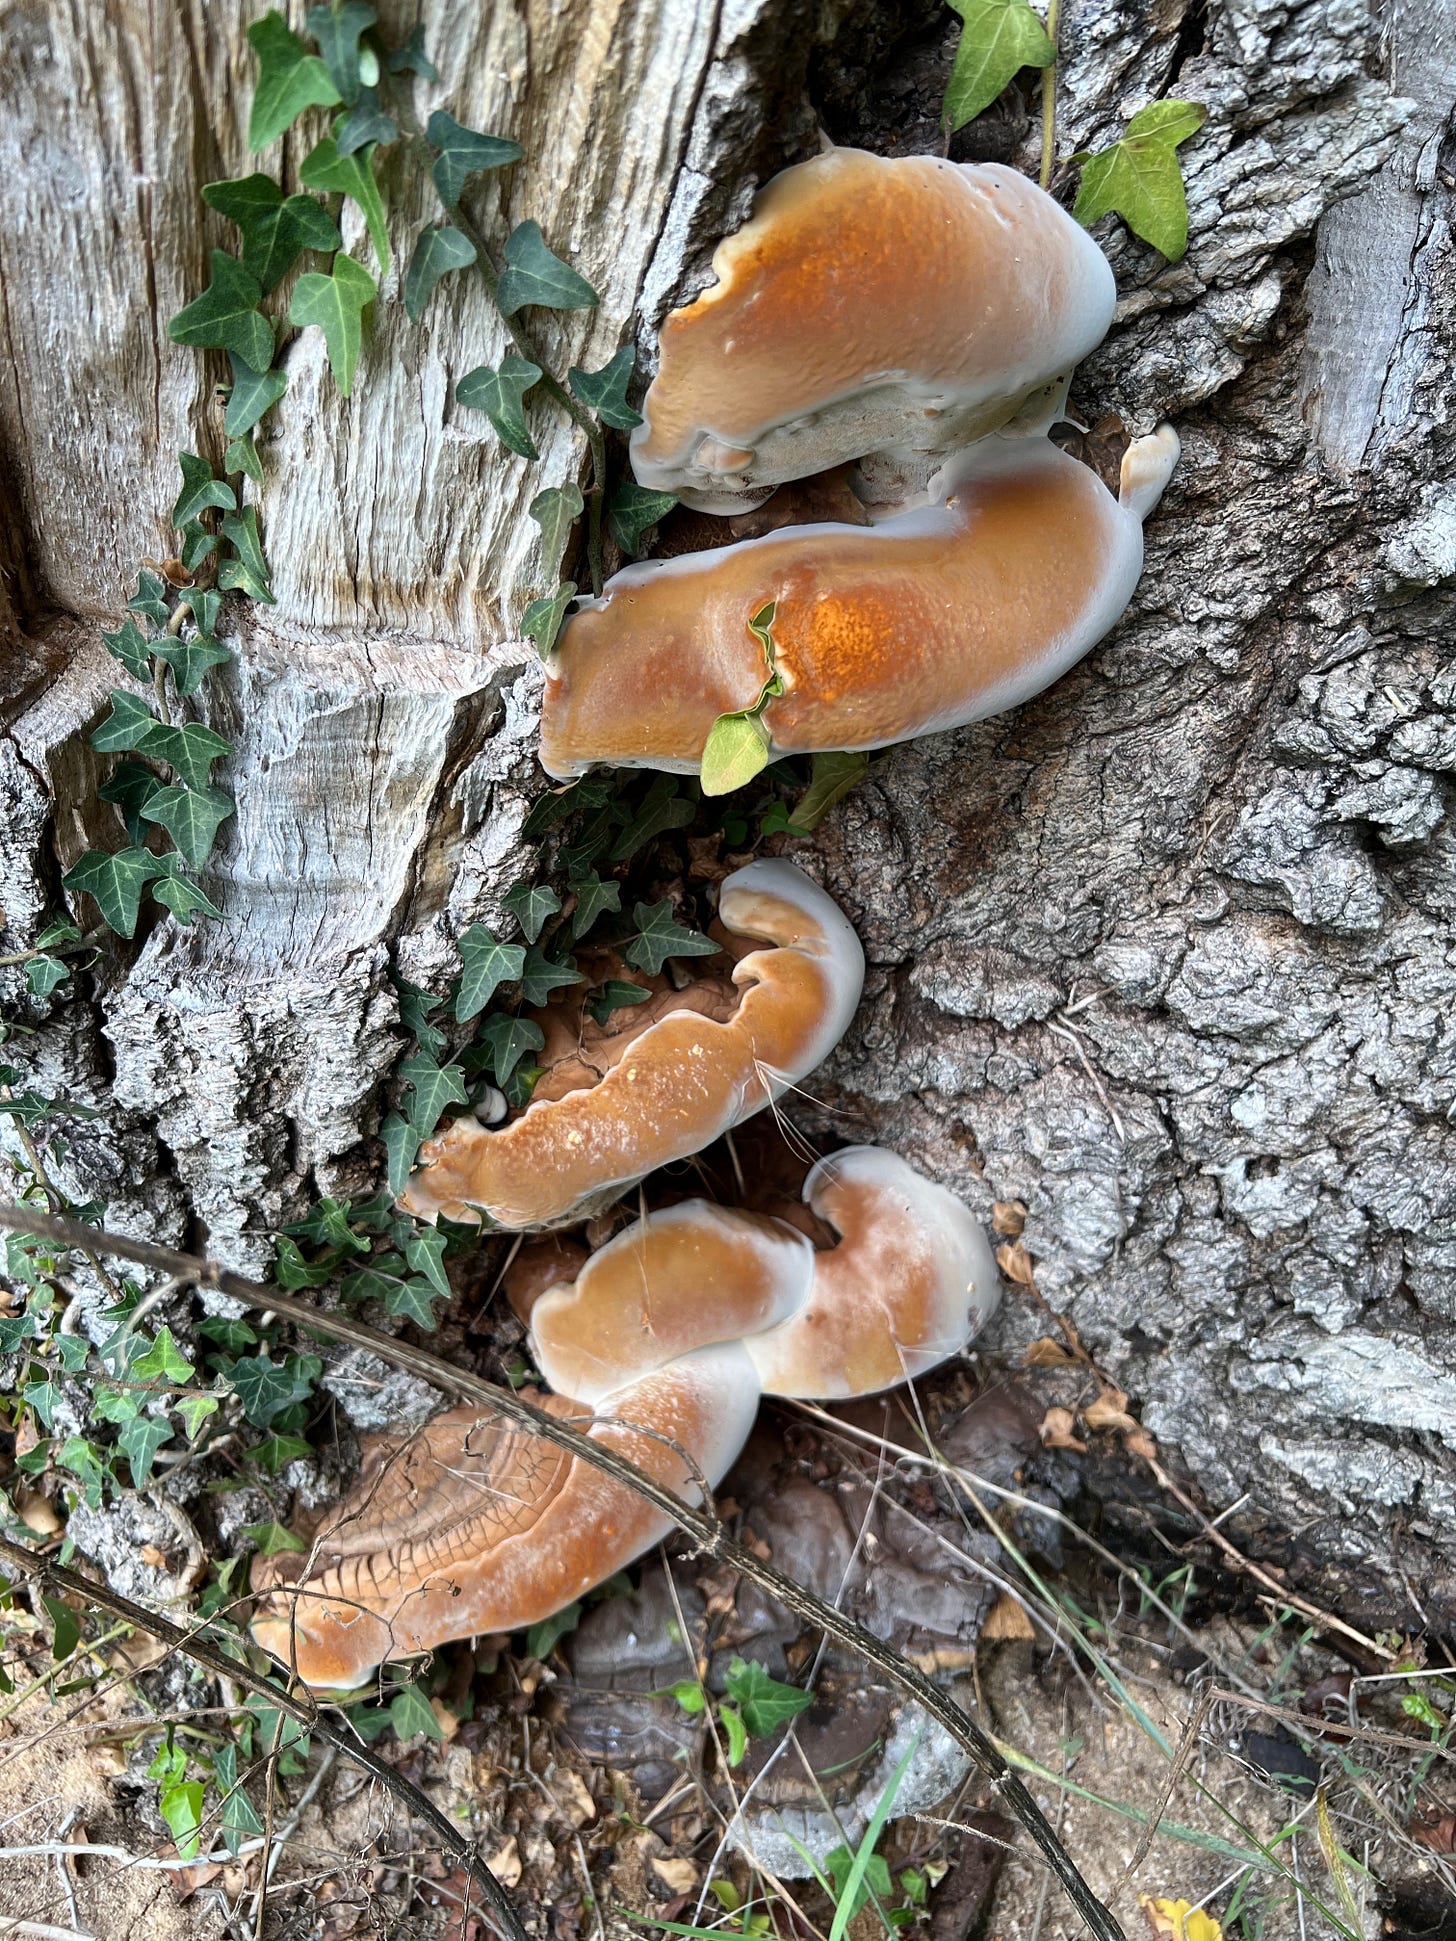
top-left (305, 1), bottom-right (376, 106)
top-left (225, 434), bottom-right (264, 483)
top-left (502, 880), bottom-right (561, 945)
top-left (137, 719), bottom-right (231, 791)
top-left (404, 1226), bottom-right (450, 1299)
top-left (140, 783), bottom-right (235, 869)
top-left (400, 1051), bottom-right (469, 1136)
top-left (117, 1413), bottom-right (171, 1488)
top-left (384, 1275), bottom-right (440, 1329)
top-left (389, 1680), bottom-right (444, 1743)
top-left (42, 1595), bottom-right (80, 1662)
top-left (219, 505), bottom-right (275, 603)
top-left (394, 976), bottom-right (448, 1057)
top-left (61, 848), bottom-right (161, 938)
top-left (247, 10), bottom-right (342, 149)
top-left (586, 978), bottom-right (651, 1025)
top-left (496, 220), bottom-right (598, 317)
top-left (101, 619), bottom-right (153, 683)
top-left (128, 571), bottom-right (172, 629)
top-left (456, 355), bottom-right (543, 460)
top-left (201, 174), bottom-right (342, 293)
top-left (403, 222), bottom-right (476, 323)
top-left (131, 1326), bottom-right (195, 1385)
top-left (521, 582), bottom-right (576, 656)
top-left (943, 0), bottom-right (1054, 132)
top-left (426, 109), bottom-right (524, 207)
top-left (171, 453), bottom-right (236, 529)
top-left (214, 1742), bottom-right (267, 1854)
top-left (56, 1437), bottom-right (105, 1509)
top-left (792, 749), bottom-right (869, 830)
top-left (154, 636), bottom-right (233, 700)
top-left (25, 955), bottom-right (71, 1000)
top-left (150, 859), bottom-right (223, 926)
top-left (241, 1518), bottom-right (307, 1556)
top-left (1070, 100), bottom-right (1208, 261)
top-left (247, 1431), bottom-right (312, 1475)
top-left (723, 1657), bottom-right (815, 1736)
top-left (176, 1391), bottom-right (221, 1439)
top-left (568, 869), bottom-right (620, 941)
top-left (825, 1846), bottom-right (894, 1926)
top-left (225, 352), bottom-right (288, 438)
top-left (168, 251), bottom-right (273, 372)
top-left (97, 761), bottom-right (159, 842)
top-left (91, 688), bottom-right (158, 754)
top-left (609, 775), bottom-right (694, 862)
top-left (380, 1111), bottom-right (418, 1196)
top-left (335, 90), bottom-right (398, 156)
top-left (607, 480), bottom-right (677, 555)
top-left (387, 26), bottom-right (436, 82)
top-left (700, 708), bottom-right (771, 797)
top-left (299, 135), bottom-right (390, 271)
top-left (525, 1600), bottom-right (581, 1661)
top-left (22, 1377), bottom-right (57, 1430)
top-left (527, 483), bottom-right (584, 576)
top-left (476, 1014), bottom-right (544, 1085)
top-left (289, 253), bottom-right (376, 397)
top-left (178, 522), bottom-right (218, 573)
top-left (231, 1354), bottom-right (305, 1427)
top-left (189, 590), bottom-right (224, 637)
top-left (518, 946), bottom-right (583, 1007)
top-left (624, 897), bottom-right (717, 977)
top-left (567, 346), bottom-right (641, 431)
top-left (457, 924), bottom-right (526, 1022)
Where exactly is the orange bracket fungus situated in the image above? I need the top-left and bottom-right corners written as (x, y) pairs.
top-left (540, 427), bottom-right (1180, 780)
top-left (629, 147), bottom-right (1117, 513)
top-left (251, 1149), bottom-right (999, 1689)
top-left (399, 858), bottom-right (864, 1229)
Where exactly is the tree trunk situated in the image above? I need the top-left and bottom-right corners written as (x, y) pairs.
top-left (1, 0), bottom-right (1452, 1635)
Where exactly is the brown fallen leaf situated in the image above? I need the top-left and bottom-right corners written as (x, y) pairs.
top-left (487, 1835), bottom-right (522, 1889)
top-left (139, 1543), bottom-right (169, 1568)
top-left (1125, 1429), bottom-right (1159, 1461)
top-left (996, 1240), bottom-right (1037, 1287)
top-left (651, 1856), bottom-right (699, 1895)
top-left (991, 1200), bottom-right (1027, 1237)
top-left (1412, 1811), bottom-right (1456, 1854)
top-left (1024, 1335), bottom-right (1079, 1367)
top-left (1085, 1388), bottom-right (1138, 1433)
top-left (1040, 1406), bottom-right (1086, 1453)
top-left (553, 1768), bottom-right (597, 1827)
top-left (980, 1592), bottom-right (1036, 1642)
top-left (1139, 1895), bottom-right (1224, 1941)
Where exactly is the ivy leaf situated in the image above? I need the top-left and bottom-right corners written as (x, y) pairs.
top-left (176, 1392), bottom-right (221, 1439)
top-left (91, 688), bottom-right (157, 754)
top-left (219, 505), bottom-right (275, 603)
top-left (587, 978), bottom-right (651, 1026)
top-left (403, 222), bottom-right (476, 323)
top-left (61, 848), bottom-right (161, 938)
top-left (168, 251), bottom-right (273, 372)
top-left (456, 924), bottom-right (526, 1022)
top-left (568, 869), bottom-right (620, 941)
top-left (567, 347), bottom-right (641, 431)
top-left (201, 174), bottom-right (342, 293)
top-left (521, 582), bottom-right (576, 656)
top-left (700, 708), bottom-right (772, 797)
top-left (607, 480), bottom-right (677, 555)
top-left (394, 976), bottom-right (447, 1057)
top-left (426, 109), bottom-right (524, 207)
top-left (178, 521), bottom-right (218, 573)
top-left (335, 90), bottom-right (398, 156)
top-left (384, 1274), bottom-right (440, 1329)
top-left (171, 452), bottom-right (236, 530)
top-left (526, 1600), bottom-right (581, 1662)
top-left (154, 636), bottom-right (233, 700)
top-left (380, 1112), bottom-right (419, 1197)
top-left (943, 0), bottom-right (1054, 132)
top-left (723, 1657), bottom-right (815, 1736)
top-left (519, 946), bottom-right (583, 1007)
top-left (456, 355), bottom-right (543, 460)
top-left (128, 571), bottom-right (172, 629)
top-left (225, 352), bottom-right (288, 438)
top-left (624, 897), bottom-right (717, 977)
top-left (1070, 100), bottom-right (1208, 261)
top-left (188, 590), bottom-right (224, 637)
top-left (247, 9), bottom-right (342, 149)
top-left (610, 775), bottom-right (694, 862)
top-left (141, 783), bottom-right (235, 869)
top-left (496, 220), bottom-right (598, 317)
top-left (26, 955), bottom-right (70, 1000)
top-left (387, 26), bottom-right (437, 81)
top-left (150, 859), bottom-right (222, 926)
top-left (225, 435), bottom-right (263, 483)
top-left (137, 719), bottom-right (231, 791)
top-left (131, 1326), bottom-right (195, 1385)
top-left (43, 1594), bottom-right (81, 1662)
top-left (528, 483), bottom-right (584, 576)
top-left (117, 1413), bottom-right (171, 1489)
top-left (241, 1518), bottom-right (306, 1556)
top-left (101, 619), bottom-right (153, 683)
top-left (400, 1052), bottom-right (469, 1137)
top-left (404, 1227), bottom-right (450, 1300)
top-left (231, 1354), bottom-right (304, 1427)
top-left (825, 1847), bottom-right (894, 1926)
top-left (502, 880), bottom-right (561, 945)
top-left (214, 1743), bottom-right (266, 1854)
top-left (790, 749), bottom-right (870, 830)
top-left (305, 1), bottom-right (377, 106)
top-left (289, 253), bottom-right (377, 397)
top-left (247, 1431), bottom-right (312, 1475)
top-left (389, 1681), bottom-right (444, 1743)
top-left (299, 136), bottom-right (390, 272)
top-left (477, 1014), bottom-right (544, 1086)
top-left (96, 761), bottom-right (160, 842)
top-left (23, 1377), bottom-right (57, 1431)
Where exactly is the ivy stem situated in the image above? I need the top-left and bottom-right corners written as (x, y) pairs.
top-left (1040, 0), bottom-right (1061, 190)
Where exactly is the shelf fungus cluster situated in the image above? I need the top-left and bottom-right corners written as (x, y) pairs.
top-left (250, 146), bottom-right (1180, 1689)
top-left (540, 144), bottom-right (1178, 780)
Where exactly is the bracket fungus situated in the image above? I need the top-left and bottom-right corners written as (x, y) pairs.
top-left (251, 1148), bottom-right (999, 1689)
top-left (630, 147), bottom-right (1117, 513)
top-left (399, 859), bottom-right (864, 1229)
top-left (540, 427), bottom-right (1180, 779)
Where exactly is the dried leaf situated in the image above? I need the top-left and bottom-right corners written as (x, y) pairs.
top-left (981, 1592), bottom-right (1036, 1641)
top-left (1040, 1406), bottom-right (1086, 1452)
top-left (487, 1835), bottom-right (522, 1889)
top-left (1139, 1896), bottom-right (1224, 1941)
top-left (991, 1199), bottom-right (1027, 1235)
top-left (651, 1856), bottom-right (699, 1895)
top-left (1084, 1387), bottom-right (1138, 1433)
top-left (1024, 1335), bottom-right (1079, 1366)
top-left (996, 1239), bottom-right (1037, 1286)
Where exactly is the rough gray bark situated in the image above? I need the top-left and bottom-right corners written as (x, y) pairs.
top-left (1, 0), bottom-right (1452, 1628)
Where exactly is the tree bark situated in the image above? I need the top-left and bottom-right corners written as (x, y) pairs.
top-left (1, 0), bottom-right (1452, 1627)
